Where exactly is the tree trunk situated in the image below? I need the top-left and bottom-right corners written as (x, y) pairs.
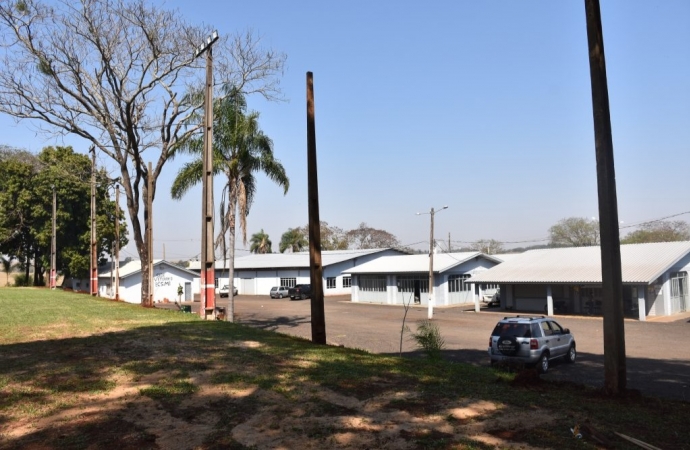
top-left (226, 190), bottom-right (237, 322)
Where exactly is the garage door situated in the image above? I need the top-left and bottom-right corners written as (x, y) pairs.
top-left (241, 278), bottom-right (255, 295)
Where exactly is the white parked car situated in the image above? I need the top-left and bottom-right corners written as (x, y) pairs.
top-left (218, 285), bottom-right (237, 297)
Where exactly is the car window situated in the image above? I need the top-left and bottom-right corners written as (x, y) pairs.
top-left (492, 323), bottom-right (531, 338)
top-left (540, 322), bottom-right (552, 336)
top-left (548, 321), bottom-right (563, 334)
top-left (531, 323), bottom-right (541, 337)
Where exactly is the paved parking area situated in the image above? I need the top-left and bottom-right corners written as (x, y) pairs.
top-left (168, 295), bottom-right (690, 401)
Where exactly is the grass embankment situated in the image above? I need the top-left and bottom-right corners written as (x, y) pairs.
top-left (0, 288), bottom-right (687, 449)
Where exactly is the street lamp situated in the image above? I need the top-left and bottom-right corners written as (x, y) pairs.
top-left (417, 205), bottom-right (448, 319)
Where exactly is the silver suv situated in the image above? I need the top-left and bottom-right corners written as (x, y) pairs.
top-left (488, 316), bottom-right (576, 373)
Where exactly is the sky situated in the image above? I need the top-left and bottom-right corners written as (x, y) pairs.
top-left (1, 1), bottom-right (689, 261)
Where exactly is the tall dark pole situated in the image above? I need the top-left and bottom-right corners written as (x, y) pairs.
top-left (196, 31), bottom-right (219, 319)
top-left (147, 161), bottom-right (154, 306)
top-left (50, 185), bottom-right (56, 289)
top-left (114, 184), bottom-right (120, 301)
top-left (306, 72), bottom-right (326, 345)
top-left (584, 0), bottom-right (626, 395)
top-left (428, 208), bottom-right (435, 319)
top-left (89, 146), bottom-right (97, 296)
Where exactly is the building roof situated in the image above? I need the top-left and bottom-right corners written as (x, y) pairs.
top-left (98, 260), bottom-right (198, 279)
top-left (343, 252), bottom-right (501, 274)
top-left (466, 241), bottom-right (690, 284)
top-left (491, 253), bottom-right (522, 263)
top-left (188, 248), bottom-right (404, 271)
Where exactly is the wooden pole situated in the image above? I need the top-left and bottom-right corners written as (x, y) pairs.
top-left (584, 0), bottom-right (626, 394)
top-left (428, 208), bottom-right (435, 319)
top-left (306, 71), bottom-right (326, 345)
top-left (200, 39), bottom-right (216, 319)
top-left (148, 161), bottom-right (154, 306)
top-left (50, 185), bottom-right (56, 289)
top-left (114, 185), bottom-right (120, 301)
top-left (90, 146), bottom-right (97, 296)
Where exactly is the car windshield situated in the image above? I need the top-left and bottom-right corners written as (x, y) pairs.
top-left (492, 323), bottom-right (531, 338)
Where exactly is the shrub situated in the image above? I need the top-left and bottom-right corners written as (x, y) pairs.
top-left (12, 273), bottom-right (30, 287)
top-left (409, 320), bottom-right (445, 361)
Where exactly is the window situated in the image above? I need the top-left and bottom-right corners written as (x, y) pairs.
top-left (343, 276), bottom-right (352, 288)
top-left (326, 277), bottom-right (336, 289)
top-left (280, 277), bottom-right (297, 288)
top-left (448, 274), bottom-right (471, 292)
top-left (360, 276), bottom-right (386, 292)
top-left (397, 276), bottom-right (428, 293)
top-left (214, 278), bottom-right (219, 288)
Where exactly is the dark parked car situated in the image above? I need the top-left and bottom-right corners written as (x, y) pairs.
top-left (270, 286), bottom-right (290, 299)
top-left (488, 315), bottom-right (576, 373)
top-left (288, 284), bottom-right (311, 300)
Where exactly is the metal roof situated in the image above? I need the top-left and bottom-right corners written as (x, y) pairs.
top-left (344, 252), bottom-right (500, 274)
top-left (188, 248), bottom-right (404, 271)
top-left (98, 260), bottom-right (198, 279)
top-left (466, 241), bottom-right (690, 284)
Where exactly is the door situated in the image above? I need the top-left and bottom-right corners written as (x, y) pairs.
top-left (670, 272), bottom-right (688, 313)
top-left (184, 282), bottom-right (191, 301)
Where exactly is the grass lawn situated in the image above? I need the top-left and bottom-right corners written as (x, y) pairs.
top-left (0, 288), bottom-right (687, 449)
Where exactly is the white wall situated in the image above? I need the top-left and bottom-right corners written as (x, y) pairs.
top-left (98, 263), bottom-right (197, 304)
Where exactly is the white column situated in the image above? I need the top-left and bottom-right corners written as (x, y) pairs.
top-left (638, 284), bottom-right (647, 321)
top-left (546, 285), bottom-right (554, 316)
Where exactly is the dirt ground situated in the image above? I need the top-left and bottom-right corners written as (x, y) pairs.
top-left (2, 333), bottom-right (562, 450)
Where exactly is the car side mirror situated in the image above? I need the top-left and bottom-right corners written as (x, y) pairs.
top-left (563, 328), bottom-right (570, 334)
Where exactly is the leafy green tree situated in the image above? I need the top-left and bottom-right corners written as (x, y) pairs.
top-left (171, 87), bottom-right (289, 320)
top-left (279, 228), bottom-right (308, 253)
top-left (549, 217), bottom-right (600, 247)
top-left (249, 229), bottom-right (272, 254)
top-left (621, 221), bottom-right (690, 244)
top-left (0, 0), bottom-right (285, 304)
top-left (0, 146), bottom-right (127, 284)
top-left (469, 239), bottom-right (505, 255)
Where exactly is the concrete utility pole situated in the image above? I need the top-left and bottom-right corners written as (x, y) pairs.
top-left (114, 184), bottom-right (120, 301)
top-left (50, 185), bottom-right (56, 289)
top-left (418, 206), bottom-right (448, 319)
top-left (147, 161), bottom-right (154, 306)
top-left (584, 0), bottom-right (626, 395)
top-left (89, 146), bottom-right (97, 296)
top-left (306, 71), bottom-right (326, 345)
top-left (195, 31), bottom-right (219, 319)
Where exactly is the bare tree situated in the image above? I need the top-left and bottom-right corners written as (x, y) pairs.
top-left (549, 217), bottom-right (600, 247)
top-left (0, 0), bottom-right (285, 304)
top-left (621, 220), bottom-right (690, 244)
top-left (469, 239), bottom-right (504, 255)
top-left (346, 222), bottom-right (400, 249)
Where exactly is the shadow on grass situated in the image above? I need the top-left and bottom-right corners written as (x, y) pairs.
top-left (1, 319), bottom-right (689, 449)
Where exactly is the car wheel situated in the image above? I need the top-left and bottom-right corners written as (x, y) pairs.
top-left (300, 294), bottom-right (306, 300)
top-left (278, 294), bottom-right (283, 299)
top-left (538, 352), bottom-right (549, 374)
top-left (566, 344), bottom-right (576, 363)
top-left (496, 335), bottom-right (519, 356)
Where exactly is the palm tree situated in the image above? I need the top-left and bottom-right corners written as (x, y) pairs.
top-left (279, 228), bottom-right (308, 253)
top-left (171, 86), bottom-right (289, 321)
top-left (250, 229), bottom-right (272, 254)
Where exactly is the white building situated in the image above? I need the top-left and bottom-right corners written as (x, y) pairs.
top-left (467, 241), bottom-right (690, 320)
top-left (188, 248), bottom-right (406, 296)
top-left (344, 252), bottom-right (502, 307)
top-left (89, 259), bottom-right (198, 304)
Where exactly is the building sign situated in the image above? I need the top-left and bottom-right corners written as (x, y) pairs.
top-left (154, 273), bottom-right (173, 287)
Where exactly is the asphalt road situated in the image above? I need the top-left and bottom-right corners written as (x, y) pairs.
top-left (170, 295), bottom-right (690, 402)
